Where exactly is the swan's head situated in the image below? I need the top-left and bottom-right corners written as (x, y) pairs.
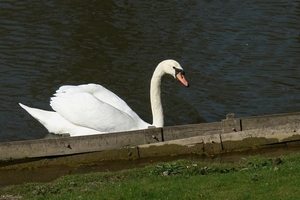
top-left (160, 59), bottom-right (189, 87)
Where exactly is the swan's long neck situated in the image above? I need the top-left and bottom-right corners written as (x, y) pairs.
top-left (150, 65), bottom-right (165, 127)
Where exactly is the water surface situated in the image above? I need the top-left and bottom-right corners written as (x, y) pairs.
top-left (1, 1), bottom-right (300, 142)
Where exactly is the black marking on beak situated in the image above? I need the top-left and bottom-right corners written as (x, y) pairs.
top-left (173, 67), bottom-right (185, 78)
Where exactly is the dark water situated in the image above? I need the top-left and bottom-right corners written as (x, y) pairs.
top-left (1, 1), bottom-right (300, 142)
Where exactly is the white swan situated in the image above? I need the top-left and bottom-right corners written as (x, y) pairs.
top-left (19, 59), bottom-right (189, 137)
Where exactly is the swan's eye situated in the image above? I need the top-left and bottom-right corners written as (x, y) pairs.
top-left (173, 67), bottom-right (185, 77)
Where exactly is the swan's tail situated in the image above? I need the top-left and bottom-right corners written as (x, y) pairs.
top-left (19, 103), bottom-right (65, 134)
top-left (19, 103), bottom-right (101, 136)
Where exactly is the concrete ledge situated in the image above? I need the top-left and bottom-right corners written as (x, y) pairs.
top-left (138, 136), bottom-right (204, 157)
top-left (1, 112), bottom-right (300, 166)
top-left (221, 120), bottom-right (300, 151)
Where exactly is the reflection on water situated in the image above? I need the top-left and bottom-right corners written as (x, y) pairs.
top-left (0, 1), bottom-right (300, 142)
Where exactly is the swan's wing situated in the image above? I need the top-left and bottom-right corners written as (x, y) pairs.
top-left (50, 92), bottom-right (144, 133)
top-left (55, 84), bottom-right (141, 120)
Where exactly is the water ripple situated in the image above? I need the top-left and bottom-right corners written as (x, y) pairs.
top-left (0, 0), bottom-right (300, 141)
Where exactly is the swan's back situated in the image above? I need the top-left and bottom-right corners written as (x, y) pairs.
top-left (56, 84), bottom-right (141, 120)
top-left (50, 84), bottom-right (150, 133)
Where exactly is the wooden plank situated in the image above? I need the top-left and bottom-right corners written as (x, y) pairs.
top-left (2, 111), bottom-right (300, 162)
top-left (222, 113), bottom-right (241, 133)
top-left (241, 112), bottom-right (300, 131)
top-left (0, 128), bottom-right (161, 161)
top-left (162, 122), bottom-right (223, 141)
top-left (221, 121), bottom-right (300, 150)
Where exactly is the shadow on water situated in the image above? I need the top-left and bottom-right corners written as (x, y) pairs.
top-left (1, 143), bottom-right (300, 187)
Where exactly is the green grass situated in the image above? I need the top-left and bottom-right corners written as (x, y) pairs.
top-left (1, 152), bottom-right (300, 199)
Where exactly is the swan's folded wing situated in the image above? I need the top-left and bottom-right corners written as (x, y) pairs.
top-left (50, 92), bottom-right (138, 133)
top-left (55, 84), bottom-right (140, 120)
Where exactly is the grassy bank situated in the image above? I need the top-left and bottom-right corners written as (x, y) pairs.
top-left (1, 152), bottom-right (300, 200)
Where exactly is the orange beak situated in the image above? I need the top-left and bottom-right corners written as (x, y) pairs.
top-left (176, 72), bottom-right (189, 87)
